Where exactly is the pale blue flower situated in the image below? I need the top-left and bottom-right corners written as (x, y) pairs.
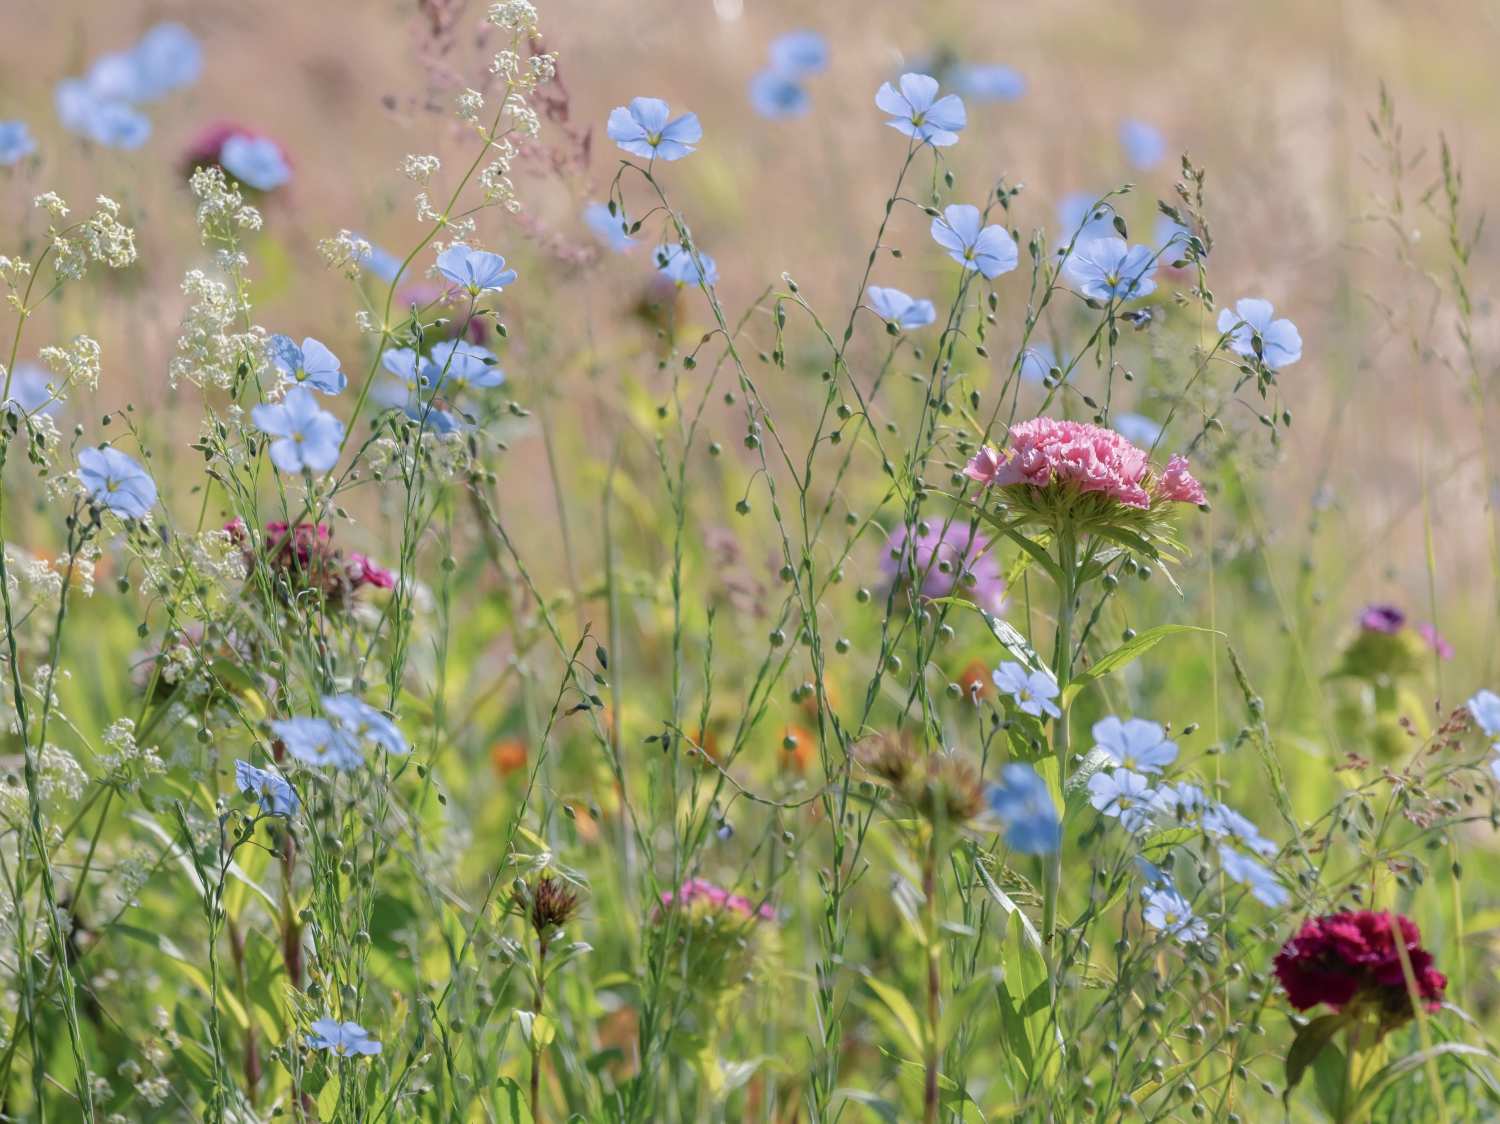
top-left (1113, 412), bottom-right (1162, 448)
top-left (271, 717), bottom-right (362, 771)
top-left (1142, 886), bottom-right (1207, 942)
top-left (132, 22), bottom-right (202, 100)
top-left (54, 80), bottom-right (99, 136)
top-left (930, 204), bottom-right (1017, 279)
top-left (78, 446), bottom-right (157, 519)
top-left (251, 386), bottom-right (344, 474)
top-left (1216, 298), bottom-right (1302, 370)
top-left (323, 694), bottom-right (408, 755)
top-left (0, 121), bottom-right (37, 165)
top-left (372, 349), bottom-right (461, 434)
top-left (1151, 781), bottom-right (1209, 822)
top-left (607, 97), bottom-right (701, 161)
top-left (1155, 214), bottom-right (1194, 257)
top-left (3, 363), bottom-right (59, 417)
top-left (1087, 768), bottom-right (1156, 833)
top-left (269, 336), bottom-right (346, 395)
top-left (428, 339), bottom-right (504, 394)
top-left (1218, 845), bottom-right (1289, 908)
top-left (658, 244), bottom-right (718, 286)
top-left (307, 1018), bottom-right (381, 1056)
top-left (749, 70), bottom-right (810, 120)
top-left (991, 661), bottom-right (1061, 720)
top-left (955, 64), bottom-right (1025, 102)
top-left (87, 102), bottom-right (152, 150)
top-left (1063, 238), bottom-right (1158, 302)
top-left (235, 760), bottom-right (299, 816)
top-left (584, 202), bottom-right (635, 252)
top-left (1470, 690), bottom-right (1500, 737)
top-left (221, 133), bottom-right (291, 190)
top-left (1019, 344), bottom-right (1055, 384)
top-left (1202, 802), bottom-right (1276, 858)
top-left (866, 285), bottom-right (935, 330)
top-left (1120, 118), bottom-right (1166, 171)
top-left (1057, 194), bottom-right (1118, 251)
top-left (1091, 716), bottom-right (1177, 774)
top-left (875, 73), bottom-right (965, 147)
top-left (769, 30), bottom-right (828, 76)
top-left (987, 764), bottom-right (1060, 853)
top-left (435, 243), bottom-right (517, 294)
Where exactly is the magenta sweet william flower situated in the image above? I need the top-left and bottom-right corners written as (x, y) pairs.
top-left (660, 877), bottom-right (775, 921)
top-left (1417, 622), bottom-right (1454, 660)
top-left (964, 418), bottom-right (1204, 511)
top-left (1273, 910), bottom-right (1445, 1023)
top-left (347, 553), bottom-right (395, 590)
top-left (880, 521), bottom-right (1006, 615)
top-left (1359, 603), bottom-right (1407, 634)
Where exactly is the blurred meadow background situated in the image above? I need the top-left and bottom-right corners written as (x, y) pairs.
top-left (2, 0), bottom-right (1500, 1120)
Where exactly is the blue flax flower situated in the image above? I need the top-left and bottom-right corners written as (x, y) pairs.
top-left (749, 70), bottom-right (810, 120)
top-left (1019, 344), bottom-right (1055, 384)
top-left (1216, 298), bottom-right (1302, 370)
top-left (1063, 238), bottom-right (1157, 302)
top-left (0, 121), bottom-right (37, 165)
top-left (1470, 690), bottom-right (1500, 739)
top-left (931, 204), bottom-right (1017, 279)
top-left (987, 764), bottom-right (1060, 853)
top-left (234, 760), bottom-right (299, 816)
top-left (323, 694), bottom-right (409, 755)
top-left (991, 661), bottom-right (1061, 719)
top-left (3, 363), bottom-right (58, 417)
top-left (1091, 716), bottom-right (1178, 774)
top-left (435, 244), bottom-right (517, 295)
top-left (1119, 118), bottom-right (1166, 171)
top-left (78, 446), bottom-right (157, 519)
top-left (428, 340), bottom-right (504, 394)
top-left (271, 717), bottom-right (362, 771)
top-left (658, 244), bottom-right (718, 286)
top-left (1087, 768), bottom-right (1155, 833)
top-left (1112, 412), bottom-right (1163, 448)
top-left (1142, 886), bottom-right (1207, 942)
top-left (351, 235), bottom-right (403, 283)
top-left (584, 202), bottom-right (636, 252)
top-left (1155, 215), bottom-right (1194, 258)
top-left (875, 73), bottom-right (965, 147)
top-left (1201, 802), bottom-right (1276, 858)
top-left (269, 336), bottom-right (346, 395)
top-left (769, 30), bottom-right (828, 76)
top-left (955, 64), bottom-right (1025, 102)
top-left (132, 23), bottom-right (203, 100)
top-left (87, 102), bottom-right (152, 150)
top-left (307, 1018), bottom-right (381, 1056)
top-left (1218, 845), bottom-right (1289, 908)
top-left (607, 97), bottom-right (701, 161)
top-left (1056, 193), bottom-right (1117, 259)
top-left (221, 134), bottom-right (290, 190)
top-left (865, 285), bottom-right (935, 330)
top-left (251, 387), bottom-right (344, 474)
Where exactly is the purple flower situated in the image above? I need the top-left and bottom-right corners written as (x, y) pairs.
top-left (1418, 623), bottom-right (1454, 661)
top-left (880, 521), bottom-right (1006, 615)
top-left (1359, 603), bottom-right (1406, 634)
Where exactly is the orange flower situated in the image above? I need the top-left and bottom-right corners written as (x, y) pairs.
top-left (490, 737), bottom-right (527, 778)
top-left (957, 659), bottom-right (992, 703)
top-left (778, 723), bottom-right (815, 773)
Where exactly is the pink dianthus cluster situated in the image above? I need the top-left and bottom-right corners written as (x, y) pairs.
top-left (660, 877), bottom-right (776, 922)
top-left (964, 418), bottom-right (1205, 509)
top-left (1274, 910), bottom-right (1445, 1021)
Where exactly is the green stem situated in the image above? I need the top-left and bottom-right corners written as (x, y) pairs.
top-left (922, 828), bottom-right (942, 1124)
top-left (1041, 526), bottom-right (1078, 946)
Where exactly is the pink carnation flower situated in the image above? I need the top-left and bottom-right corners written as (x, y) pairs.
top-left (660, 877), bottom-right (775, 922)
top-left (963, 418), bottom-right (1205, 510)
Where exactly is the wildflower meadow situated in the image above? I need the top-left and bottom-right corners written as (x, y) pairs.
top-left (4, 1), bottom-right (1500, 1120)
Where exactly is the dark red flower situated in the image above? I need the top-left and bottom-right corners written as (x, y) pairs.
top-left (226, 519), bottom-right (392, 603)
top-left (1274, 910), bottom-right (1445, 1025)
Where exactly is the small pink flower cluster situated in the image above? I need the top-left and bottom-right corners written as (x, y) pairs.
top-left (660, 877), bottom-right (776, 922)
top-left (964, 418), bottom-right (1205, 509)
top-left (225, 518), bottom-right (394, 601)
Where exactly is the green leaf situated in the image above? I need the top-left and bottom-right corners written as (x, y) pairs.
top-left (495, 1076), bottom-right (535, 1123)
top-left (1347, 1042), bottom-right (1500, 1117)
top-left (317, 1075), bottom-right (341, 1119)
top-left (1063, 624), bottom-right (1223, 704)
top-left (1283, 1014), bottom-right (1349, 1104)
top-left (863, 972), bottom-right (927, 1058)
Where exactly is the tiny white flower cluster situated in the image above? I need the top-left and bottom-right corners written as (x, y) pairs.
top-left (319, 228), bottom-right (375, 280)
top-left (39, 334), bottom-right (103, 393)
top-left (457, 88), bottom-right (485, 124)
top-left (99, 718), bottom-right (166, 794)
top-left (487, 0), bottom-right (539, 33)
top-left (189, 167), bottom-right (261, 243)
top-left (169, 270), bottom-right (266, 390)
top-left (39, 195), bottom-right (137, 283)
top-left (404, 153), bottom-right (442, 184)
top-left (0, 745), bottom-right (87, 819)
top-left (3, 546), bottom-right (63, 599)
